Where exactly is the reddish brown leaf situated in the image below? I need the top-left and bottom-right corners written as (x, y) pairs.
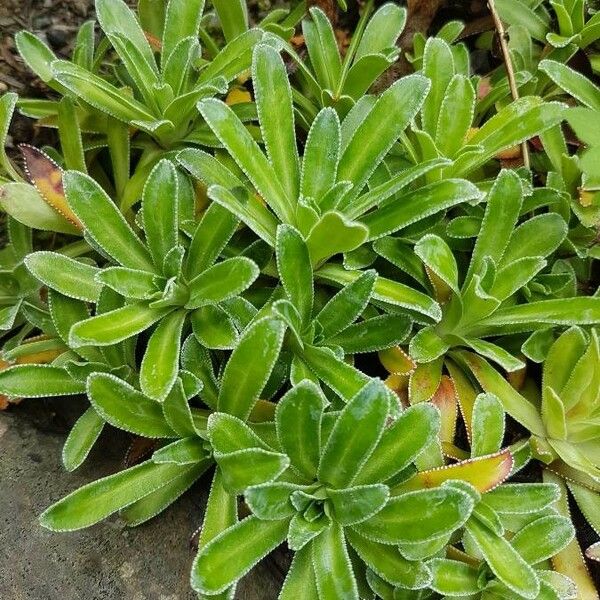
top-left (20, 144), bottom-right (83, 229)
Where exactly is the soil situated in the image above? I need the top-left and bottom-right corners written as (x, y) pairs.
top-left (0, 396), bottom-right (285, 599)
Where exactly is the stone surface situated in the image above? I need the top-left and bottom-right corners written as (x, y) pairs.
top-left (0, 397), bottom-right (284, 600)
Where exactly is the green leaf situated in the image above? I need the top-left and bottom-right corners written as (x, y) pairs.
top-left (106, 33), bottom-right (160, 113)
top-left (198, 98), bottom-right (293, 224)
top-left (511, 515), bottom-right (574, 564)
top-left (162, 378), bottom-right (198, 437)
top-left (485, 483), bottom-right (559, 514)
top-left (64, 171), bottom-right (154, 271)
top-left (415, 233), bottom-right (459, 293)
top-left (318, 263), bottom-right (442, 321)
top-left (40, 460), bottom-right (190, 531)
top-left (0, 182), bottom-right (80, 235)
top-left (48, 291), bottom-right (102, 362)
top-left (300, 344), bottom-right (370, 401)
top-left (216, 448), bottom-right (290, 494)
top-left (500, 213), bottom-right (567, 266)
top-left (0, 365), bottom-right (83, 398)
top-left (62, 408), bottom-right (104, 472)
top-left (542, 386), bottom-right (567, 440)
top-left (346, 529), bottom-right (432, 589)
top-left (540, 60), bottom-right (600, 111)
top-left (96, 267), bottom-right (159, 300)
top-left (301, 108), bottom-right (340, 204)
top-left (311, 523), bottom-right (359, 600)
top-left (495, 0), bottom-right (549, 40)
top-left (198, 29), bottom-right (263, 84)
top-left (51, 60), bottom-right (155, 123)
top-left (96, 0), bottom-right (156, 71)
top-left (88, 373), bottom-right (176, 438)
top-left (460, 352), bottom-right (546, 436)
top-left (318, 379), bottom-right (390, 488)
top-left (316, 270), bottom-right (376, 339)
top-left (191, 516), bottom-right (289, 594)
top-left (353, 487), bottom-right (474, 544)
top-left (57, 97), bottom-right (86, 172)
top-left (120, 461), bottom-right (209, 526)
top-left (191, 304), bottom-right (238, 350)
top-left (451, 98), bottom-right (566, 176)
top-left (253, 44), bottom-right (299, 202)
top-left (208, 412), bottom-right (269, 455)
top-left (185, 200), bottom-right (239, 279)
top-left (409, 327), bottom-right (449, 363)
top-left (244, 482), bottom-right (297, 520)
top-left (303, 7), bottom-right (342, 91)
top-left (466, 518), bottom-right (539, 598)
top-left (474, 298), bottom-right (600, 333)
top-left (279, 545), bottom-right (319, 600)
top-left (25, 251), bottom-right (102, 302)
top-left (198, 469), bottom-right (238, 552)
top-left (348, 157), bottom-right (451, 220)
top-left (422, 37), bottom-right (455, 137)
top-left (306, 211), bottom-right (369, 266)
top-left (142, 159), bottom-right (178, 272)
top-left (428, 559), bottom-right (479, 596)
top-left (0, 93), bottom-right (20, 180)
top-left (140, 309), bottom-right (186, 401)
top-left (152, 437), bottom-right (209, 465)
top-left (467, 169), bottom-right (522, 284)
top-left (70, 302), bottom-right (170, 347)
top-left (276, 381), bottom-right (326, 479)
top-left (337, 74), bottom-right (430, 203)
top-left (218, 317), bottom-right (286, 419)
top-left (354, 4), bottom-right (406, 61)
top-left (186, 256), bottom-right (260, 309)
top-left (212, 2), bottom-right (248, 41)
top-left (15, 31), bottom-right (58, 84)
top-left (328, 484), bottom-right (389, 526)
top-left (356, 403), bottom-right (440, 485)
top-left (161, 0), bottom-right (205, 65)
top-left (362, 179), bottom-right (481, 240)
top-left (329, 314), bottom-right (411, 354)
top-left (276, 225), bottom-right (313, 326)
top-left (436, 74), bottom-right (476, 157)
top-left (471, 393), bottom-right (505, 457)
top-left (162, 37), bottom-right (198, 97)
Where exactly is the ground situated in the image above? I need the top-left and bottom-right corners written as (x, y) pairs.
top-left (0, 396), bottom-right (284, 599)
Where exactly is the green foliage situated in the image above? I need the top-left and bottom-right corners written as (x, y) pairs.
top-left (1, 0), bottom-right (600, 597)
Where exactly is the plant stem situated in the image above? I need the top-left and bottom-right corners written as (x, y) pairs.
top-left (487, 0), bottom-right (530, 169)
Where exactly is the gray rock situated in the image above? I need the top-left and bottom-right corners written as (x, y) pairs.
top-left (0, 398), bottom-right (283, 600)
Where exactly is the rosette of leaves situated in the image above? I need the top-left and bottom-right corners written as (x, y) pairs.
top-left (19, 159), bottom-right (260, 403)
top-left (0, 283), bottom-right (142, 465)
top-left (401, 36), bottom-right (567, 179)
top-left (179, 42), bottom-right (481, 323)
top-left (17, 0), bottom-right (265, 148)
top-left (0, 98), bottom-right (94, 363)
top-left (13, 0), bottom-right (296, 212)
top-left (192, 378), bottom-right (482, 597)
top-left (495, 0), bottom-right (600, 51)
top-left (33, 311), bottom-right (287, 532)
top-left (269, 223), bottom-right (413, 401)
top-left (458, 326), bottom-right (600, 587)
top-left (376, 170), bottom-right (600, 400)
top-left (537, 59), bottom-right (600, 232)
top-left (377, 392), bottom-right (575, 600)
top-left (462, 326), bottom-right (600, 480)
top-left (278, 3), bottom-right (407, 121)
